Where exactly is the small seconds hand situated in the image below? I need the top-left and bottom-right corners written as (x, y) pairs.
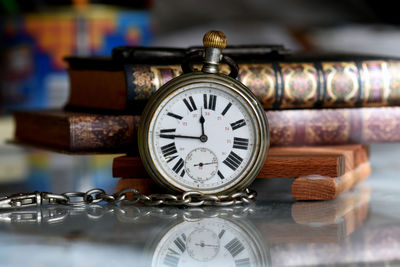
top-left (194, 162), bottom-right (217, 167)
top-left (195, 243), bottom-right (219, 248)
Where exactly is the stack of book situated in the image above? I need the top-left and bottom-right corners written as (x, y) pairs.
top-left (13, 47), bottom-right (400, 200)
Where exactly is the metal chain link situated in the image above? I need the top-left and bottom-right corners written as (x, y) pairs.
top-left (0, 188), bottom-right (257, 209)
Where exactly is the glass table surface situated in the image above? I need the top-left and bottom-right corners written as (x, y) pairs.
top-left (0, 143), bottom-right (399, 267)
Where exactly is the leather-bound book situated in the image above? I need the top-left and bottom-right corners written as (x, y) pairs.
top-left (13, 107), bottom-right (400, 153)
top-left (66, 47), bottom-right (400, 112)
top-left (13, 109), bottom-right (140, 153)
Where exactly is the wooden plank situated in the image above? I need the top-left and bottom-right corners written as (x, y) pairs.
top-left (114, 145), bottom-right (370, 201)
top-left (291, 162), bottom-right (371, 200)
top-left (268, 144), bottom-right (369, 172)
top-left (113, 154), bottom-right (344, 179)
top-left (116, 162), bottom-right (371, 201)
top-left (259, 155), bottom-right (343, 178)
top-left (112, 155), bottom-right (149, 178)
top-left (113, 145), bottom-right (372, 179)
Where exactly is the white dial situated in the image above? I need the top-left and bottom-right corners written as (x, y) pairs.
top-left (151, 218), bottom-right (265, 267)
top-left (146, 82), bottom-right (260, 193)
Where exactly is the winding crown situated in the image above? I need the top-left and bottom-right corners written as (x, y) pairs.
top-left (203, 30), bottom-right (227, 49)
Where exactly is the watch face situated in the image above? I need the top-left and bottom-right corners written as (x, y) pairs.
top-left (150, 218), bottom-right (268, 267)
top-left (140, 74), bottom-right (268, 194)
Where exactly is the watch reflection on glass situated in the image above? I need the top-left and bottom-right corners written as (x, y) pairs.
top-left (149, 217), bottom-right (269, 267)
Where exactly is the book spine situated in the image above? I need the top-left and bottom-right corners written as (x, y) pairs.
top-left (68, 107), bottom-right (400, 152)
top-left (124, 60), bottom-right (400, 109)
top-left (69, 114), bottom-right (140, 152)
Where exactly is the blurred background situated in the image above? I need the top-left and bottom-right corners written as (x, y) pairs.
top-left (1, 0), bottom-right (400, 194)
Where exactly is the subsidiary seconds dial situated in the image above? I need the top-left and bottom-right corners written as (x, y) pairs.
top-left (185, 148), bottom-right (219, 182)
top-left (146, 81), bottom-right (260, 194)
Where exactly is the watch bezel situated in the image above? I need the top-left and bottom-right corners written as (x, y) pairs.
top-left (138, 71), bottom-right (269, 194)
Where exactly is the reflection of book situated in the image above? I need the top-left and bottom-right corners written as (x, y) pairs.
top-left (13, 107), bottom-right (400, 153)
top-left (66, 56), bottom-right (400, 111)
top-left (256, 183), bottom-right (370, 243)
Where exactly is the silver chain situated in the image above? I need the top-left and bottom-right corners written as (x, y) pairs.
top-left (0, 188), bottom-right (257, 209)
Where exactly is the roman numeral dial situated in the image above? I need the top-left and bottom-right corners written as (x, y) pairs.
top-left (233, 137), bottom-right (249, 150)
top-left (167, 112), bottom-right (183, 120)
top-left (183, 96), bottom-right (197, 112)
top-left (174, 234), bottom-right (186, 253)
top-left (221, 102), bottom-right (232, 116)
top-left (203, 94), bottom-right (217, 110)
top-left (231, 119), bottom-right (246, 130)
top-left (160, 128), bottom-right (176, 139)
top-left (162, 234), bottom-right (187, 267)
top-left (225, 237), bottom-right (245, 257)
top-left (223, 152), bottom-right (243, 171)
top-left (148, 85), bottom-right (261, 194)
top-left (161, 143), bottom-right (177, 158)
top-left (172, 158), bottom-right (185, 176)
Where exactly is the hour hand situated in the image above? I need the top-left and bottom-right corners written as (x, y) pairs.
top-left (199, 108), bottom-right (208, 143)
top-left (200, 107), bottom-right (205, 136)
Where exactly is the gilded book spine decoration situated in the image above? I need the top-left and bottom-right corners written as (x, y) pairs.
top-left (125, 60), bottom-right (400, 109)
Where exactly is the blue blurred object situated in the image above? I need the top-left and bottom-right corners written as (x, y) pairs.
top-left (0, 7), bottom-right (152, 112)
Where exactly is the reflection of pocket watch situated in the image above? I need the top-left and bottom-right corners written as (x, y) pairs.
top-left (148, 217), bottom-right (269, 267)
top-left (138, 31), bottom-right (269, 195)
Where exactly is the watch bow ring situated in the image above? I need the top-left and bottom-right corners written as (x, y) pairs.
top-left (138, 30), bottom-right (270, 195)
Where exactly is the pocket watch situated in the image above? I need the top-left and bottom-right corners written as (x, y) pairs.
top-left (138, 31), bottom-right (269, 195)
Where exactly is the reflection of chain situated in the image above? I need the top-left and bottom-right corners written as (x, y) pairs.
top-left (115, 205), bottom-right (256, 222)
top-left (0, 204), bottom-right (256, 225)
top-left (0, 188), bottom-right (257, 209)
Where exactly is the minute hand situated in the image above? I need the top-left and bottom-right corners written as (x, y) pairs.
top-left (159, 134), bottom-right (200, 140)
